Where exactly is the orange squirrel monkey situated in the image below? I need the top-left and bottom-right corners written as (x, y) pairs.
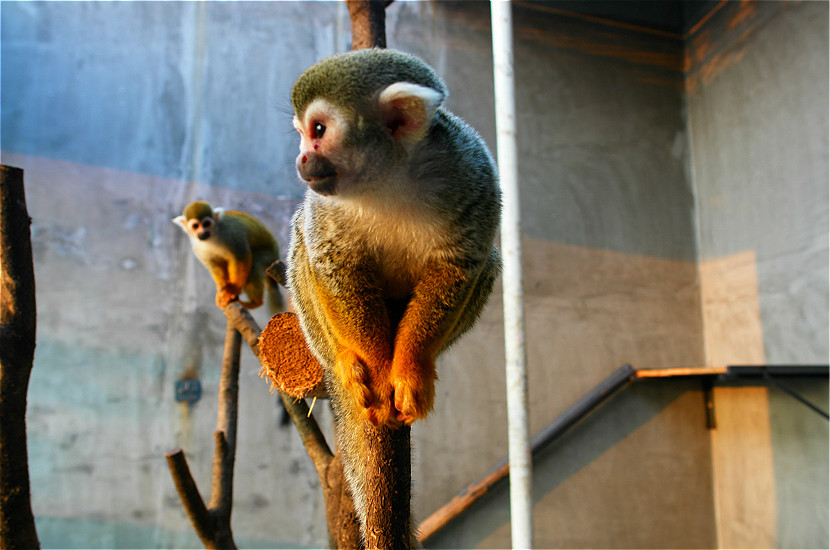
top-left (287, 49), bottom-right (501, 531)
top-left (174, 200), bottom-right (284, 313)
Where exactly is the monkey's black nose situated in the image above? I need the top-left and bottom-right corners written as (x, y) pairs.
top-left (198, 231), bottom-right (211, 241)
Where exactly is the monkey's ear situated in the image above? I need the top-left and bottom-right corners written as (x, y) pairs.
top-left (378, 82), bottom-right (443, 145)
top-left (212, 207), bottom-right (225, 220)
top-left (172, 215), bottom-right (187, 229)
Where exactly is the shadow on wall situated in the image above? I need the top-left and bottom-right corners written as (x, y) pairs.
top-left (426, 379), bottom-right (715, 549)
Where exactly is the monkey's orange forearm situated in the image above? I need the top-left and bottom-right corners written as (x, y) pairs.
top-left (313, 275), bottom-right (396, 421)
top-left (391, 263), bottom-right (472, 423)
top-left (318, 285), bottom-right (392, 367)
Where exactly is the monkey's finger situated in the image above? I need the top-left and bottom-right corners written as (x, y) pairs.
top-left (395, 411), bottom-right (416, 426)
top-left (337, 350), bottom-right (375, 408)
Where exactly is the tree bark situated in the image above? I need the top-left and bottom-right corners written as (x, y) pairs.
top-left (0, 165), bottom-right (41, 550)
top-left (346, 0), bottom-right (389, 50)
top-left (224, 303), bottom-right (363, 548)
top-left (363, 424), bottom-right (412, 550)
top-left (166, 320), bottom-right (241, 550)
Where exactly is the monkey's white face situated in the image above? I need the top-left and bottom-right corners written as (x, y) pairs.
top-left (293, 99), bottom-right (351, 197)
top-left (173, 215), bottom-right (215, 242)
top-left (292, 83), bottom-right (442, 200)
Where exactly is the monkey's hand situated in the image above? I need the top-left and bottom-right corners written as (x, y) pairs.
top-left (390, 353), bottom-right (437, 425)
top-left (335, 349), bottom-right (398, 427)
top-left (388, 263), bottom-right (471, 424)
top-left (312, 266), bottom-right (398, 426)
top-left (215, 283), bottom-right (241, 309)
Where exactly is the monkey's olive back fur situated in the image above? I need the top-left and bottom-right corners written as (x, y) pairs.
top-left (291, 49), bottom-right (448, 115)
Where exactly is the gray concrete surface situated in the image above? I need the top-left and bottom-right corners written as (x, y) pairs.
top-left (1, 1), bottom-right (826, 548)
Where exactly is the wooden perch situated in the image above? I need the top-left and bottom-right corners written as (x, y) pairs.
top-left (258, 312), bottom-right (327, 399)
top-left (0, 165), bottom-right (41, 550)
top-left (223, 302), bottom-right (362, 548)
top-left (166, 320), bottom-right (242, 549)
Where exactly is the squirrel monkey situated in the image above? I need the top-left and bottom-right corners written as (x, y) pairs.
top-left (174, 200), bottom-right (284, 313)
top-left (287, 48), bottom-right (501, 529)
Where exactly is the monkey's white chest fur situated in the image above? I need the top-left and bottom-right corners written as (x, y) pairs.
top-left (343, 200), bottom-right (449, 299)
top-left (190, 236), bottom-right (230, 271)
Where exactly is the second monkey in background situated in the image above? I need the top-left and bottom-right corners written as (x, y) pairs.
top-left (174, 200), bottom-right (284, 314)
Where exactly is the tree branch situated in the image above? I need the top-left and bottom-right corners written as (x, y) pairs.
top-left (210, 322), bottom-right (241, 519)
top-left (0, 165), bottom-right (41, 550)
top-left (223, 303), bottom-right (333, 471)
top-left (166, 320), bottom-right (240, 549)
top-left (165, 449), bottom-right (215, 546)
top-left (346, 0), bottom-right (387, 49)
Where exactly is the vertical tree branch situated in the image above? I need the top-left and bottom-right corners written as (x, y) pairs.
top-left (363, 424), bottom-right (412, 550)
top-left (0, 165), bottom-right (41, 550)
top-left (210, 323), bottom-right (241, 518)
top-left (346, 0), bottom-right (388, 49)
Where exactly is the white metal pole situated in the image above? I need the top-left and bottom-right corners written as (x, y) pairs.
top-left (490, 1), bottom-right (533, 549)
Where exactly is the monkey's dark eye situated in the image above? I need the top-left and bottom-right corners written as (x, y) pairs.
top-left (313, 122), bottom-right (326, 139)
top-left (190, 221), bottom-right (200, 231)
top-left (201, 218), bottom-right (213, 229)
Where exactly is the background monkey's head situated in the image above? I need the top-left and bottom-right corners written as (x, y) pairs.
top-left (174, 200), bottom-right (222, 242)
top-left (290, 48), bottom-right (448, 197)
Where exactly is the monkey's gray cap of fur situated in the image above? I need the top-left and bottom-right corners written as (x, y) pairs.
top-left (291, 48), bottom-right (448, 116)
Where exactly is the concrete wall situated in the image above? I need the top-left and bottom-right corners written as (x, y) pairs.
top-left (686, 1), bottom-right (829, 547)
top-left (1, 1), bottom-right (826, 549)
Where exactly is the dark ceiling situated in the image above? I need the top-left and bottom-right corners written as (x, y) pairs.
top-left (530, 1), bottom-right (723, 35)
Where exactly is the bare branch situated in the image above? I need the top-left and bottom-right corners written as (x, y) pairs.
top-left (210, 322), bottom-right (241, 518)
top-left (223, 302), bottom-right (262, 356)
top-left (347, 0), bottom-right (387, 49)
top-left (167, 321), bottom-right (240, 549)
top-left (166, 449), bottom-right (215, 546)
top-left (363, 424), bottom-right (413, 549)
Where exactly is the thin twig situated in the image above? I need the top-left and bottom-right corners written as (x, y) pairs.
top-left (166, 449), bottom-right (215, 545)
top-left (166, 320), bottom-right (241, 549)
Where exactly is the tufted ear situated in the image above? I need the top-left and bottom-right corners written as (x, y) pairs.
top-left (378, 82), bottom-right (443, 145)
top-left (212, 207), bottom-right (225, 221)
top-left (172, 215), bottom-right (187, 229)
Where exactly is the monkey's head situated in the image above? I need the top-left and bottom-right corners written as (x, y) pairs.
top-left (290, 48), bottom-right (447, 197)
top-left (173, 200), bottom-right (223, 242)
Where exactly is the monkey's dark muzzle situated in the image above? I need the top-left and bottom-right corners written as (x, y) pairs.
top-left (297, 152), bottom-right (338, 196)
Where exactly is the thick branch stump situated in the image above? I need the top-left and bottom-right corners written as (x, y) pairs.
top-left (0, 165), bottom-right (40, 550)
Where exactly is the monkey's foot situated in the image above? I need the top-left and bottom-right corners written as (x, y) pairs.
top-left (216, 285), bottom-right (241, 309)
top-left (336, 350), bottom-right (398, 427)
top-left (390, 359), bottom-right (436, 425)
